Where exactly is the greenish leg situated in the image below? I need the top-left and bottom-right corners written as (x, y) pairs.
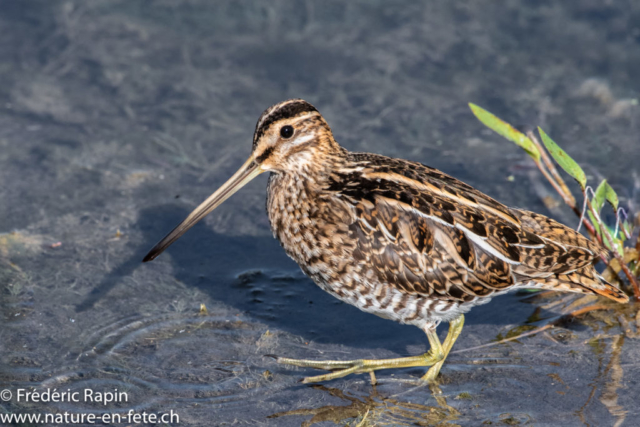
top-left (421, 315), bottom-right (464, 382)
top-left (276, 315), bottom-right (464, 384)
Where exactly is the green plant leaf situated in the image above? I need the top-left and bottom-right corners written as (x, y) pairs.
top-left (618, 227), bottom-right (627, 242)
top-left (604, 182), bottom-right (619, 210)
top-left (587, 210), bottom-right (601, 238)
top-left (594, 180), bottom-right (607, 214)
top-left (614, 240), bottom-right (624, 257)
top-left (600, 223), bottom-right (624, 256)
top-left (469, 103), bottom-right (541, 161)
top-left (593, 179), bottom-right (619, 218)
top-left (538, 127), bottom-right (587, 190)
top-left (602, 223), bottom-right (616, 240)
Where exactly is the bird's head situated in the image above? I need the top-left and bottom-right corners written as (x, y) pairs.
top-left (251, 99), bottom-right (338, 173)
top-left (143, 99), bottom-right (338, 262)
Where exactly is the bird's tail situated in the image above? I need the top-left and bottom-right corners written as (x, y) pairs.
top-left (511, 208), bottom-right (629, 303)
top-left (521, 265), bottom-right (629, 303)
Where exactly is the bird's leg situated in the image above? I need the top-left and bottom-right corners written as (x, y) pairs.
top-left (275, 316), bottom-right (464, 384)
top-left (421, 315), bottom-right (464, 382)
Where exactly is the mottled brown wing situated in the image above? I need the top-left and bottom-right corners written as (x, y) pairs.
top-left (346, 192), bottom-right (518, 302)
top-left (336, 153), bottom-right (628, 303)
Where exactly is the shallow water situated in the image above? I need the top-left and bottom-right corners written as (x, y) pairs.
top-left (1, 1), bottom-right (640, 426)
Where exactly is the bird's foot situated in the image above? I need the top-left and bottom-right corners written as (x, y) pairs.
top-left (275, 351), bottom-right (444, 384)
top-left (270, 315), bottom-right (465, 385)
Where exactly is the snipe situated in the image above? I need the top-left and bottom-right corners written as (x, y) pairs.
top-left (144, 99), bottom-right (628, 384)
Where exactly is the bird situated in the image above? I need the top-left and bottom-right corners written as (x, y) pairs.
top-left (143, 99), bottom-right (629, 384)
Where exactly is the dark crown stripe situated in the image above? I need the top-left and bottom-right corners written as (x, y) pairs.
top-left (253, 100), bottom-right (318, 146)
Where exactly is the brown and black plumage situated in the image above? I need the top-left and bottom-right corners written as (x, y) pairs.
top-left (144, 99), bottom-right (628, 384)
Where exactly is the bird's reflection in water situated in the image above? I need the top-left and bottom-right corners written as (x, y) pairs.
top-left (268, 383), bottom-right (460, 427)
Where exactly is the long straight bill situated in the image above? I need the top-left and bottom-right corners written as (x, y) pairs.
top-left (143, 157), bottom-right (263, 262)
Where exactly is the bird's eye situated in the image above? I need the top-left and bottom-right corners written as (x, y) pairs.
top-left (280, 125), bottom-right (294, 139)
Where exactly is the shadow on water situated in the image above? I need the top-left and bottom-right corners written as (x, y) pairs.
top-left (77, 197), bottom-right (541, 352)
top-left (76, 204), bottom-right (430, 350)
top-left (76, 195), bottom-right (531, 352)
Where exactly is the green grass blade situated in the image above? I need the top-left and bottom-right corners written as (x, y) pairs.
top-left (469, 103), bottom-right (540, 161)
top-left (537, 127), bottom-right (587, 190)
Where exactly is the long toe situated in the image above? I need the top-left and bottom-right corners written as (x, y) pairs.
top-left (276, 357), bottom-right (359, 371)
top-left (301, 364), bottom-right (362, 383)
